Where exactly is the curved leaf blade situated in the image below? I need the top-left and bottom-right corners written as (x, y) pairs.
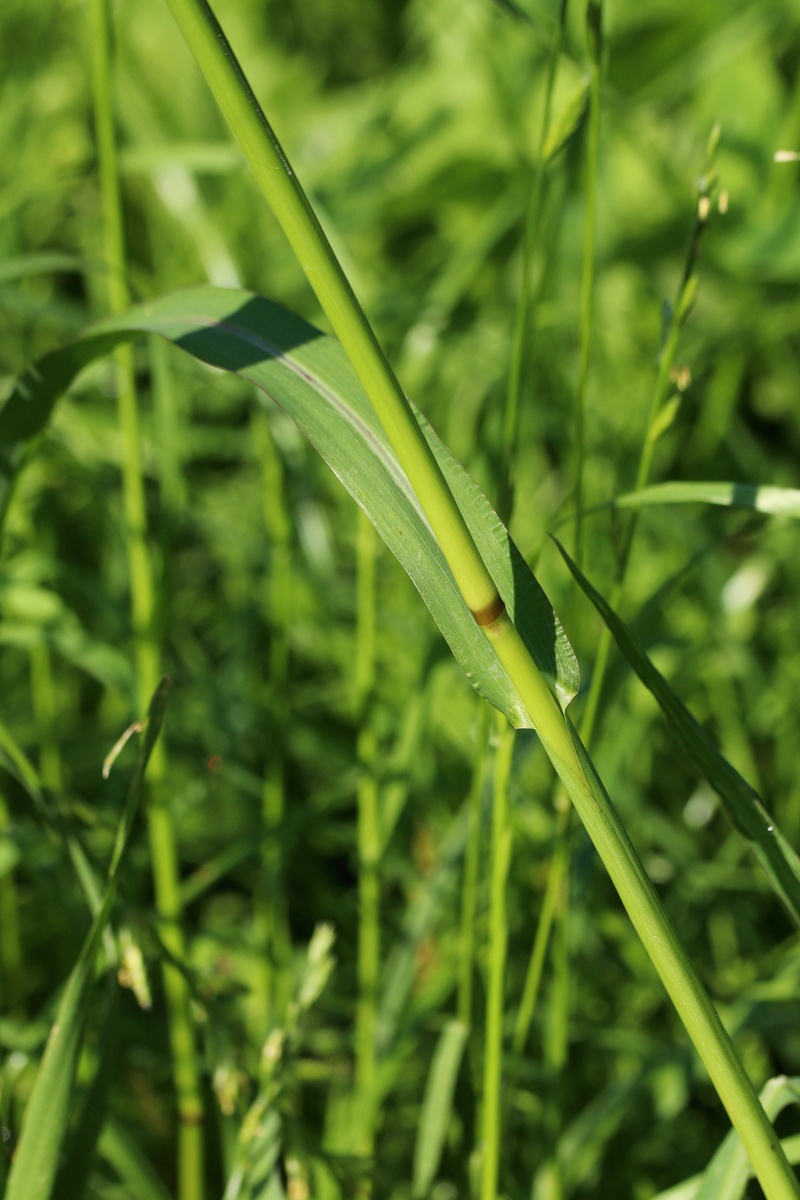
top-left (554, 538), bottom-right (800, 926)
top-left (1, 286), bottom-right (578, 725)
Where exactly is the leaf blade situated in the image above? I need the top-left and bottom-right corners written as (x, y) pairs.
top-left (1, 287), bottom-right (579, 725)
top-left (412, 1019), bottom-right (469, 1198)
top-left (614, 481), bottom-right (800, 518)
top-left (553, 538), bottom-right (800, 926)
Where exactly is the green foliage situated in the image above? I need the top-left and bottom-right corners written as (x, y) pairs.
top-left (2, 0), bottom-right (800, 1197)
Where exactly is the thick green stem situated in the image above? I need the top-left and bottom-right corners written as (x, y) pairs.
top-left (160, 0), bottom-right (497, 620)
top-left (88, 2), bottom-right (204, 1195)
top-left (159, 7), bottom-right (798, 1196)
top-left (487, 613), bottom-right (799, 1200)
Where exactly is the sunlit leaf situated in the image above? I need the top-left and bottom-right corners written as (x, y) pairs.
top-left (0, 287), bottom-right (579, 725)
top-left (614, 481), bottom-right (800, 519)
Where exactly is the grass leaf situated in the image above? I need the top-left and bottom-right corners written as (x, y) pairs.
top-left (553, 538), bottom-right (800, 926)
top-left (1, 287), bottom-right (579, 724)
top-left (614, 481), bottom-right (800, 518)
top-left (412, 1019), bottom-right (469, 1198)
top-left (4, 678), bottom-right (170, 1200)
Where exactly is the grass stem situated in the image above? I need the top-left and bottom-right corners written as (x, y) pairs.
top-left (355, 510), bottom-right (380, 1168)
top-left (457, 702), bottom-right (491, 1029)
top-left (480, 716), bottom-right (514, 1200)
top-left (253, 410), bottom-right (293, 1027)
top-left (88, 2), bottom-right (204, 1194)
top-left (573, 0), bottom-right (602, 570)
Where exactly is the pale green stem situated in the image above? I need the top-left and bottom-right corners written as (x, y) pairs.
top-left (480, 717), bottom-right (514, 1200)
top-left (160, 7), bottom-right (798, 1197)
top-left (88, 1), bottom-right (204, 1194)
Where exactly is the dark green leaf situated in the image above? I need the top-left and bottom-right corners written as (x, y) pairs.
top-left (554, 538), bottom-right (800, 926)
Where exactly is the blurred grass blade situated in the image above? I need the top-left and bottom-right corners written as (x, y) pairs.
top-left (4, 677), bottom-right (170, 1200)
top-left (614, 481), bottom-right (800, 518)
top-left (412, 1019), bottom-right (469, 1198)
top-left (0, 253), bottom-right (99, 284)
top-left (51, 987), bottom-right (120, 1200)
top-left (553, 538), bottom-right (800, 925)
top-left (0, 287), bottom-right (579, 724)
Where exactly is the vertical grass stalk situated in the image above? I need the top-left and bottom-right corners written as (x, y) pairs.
top-left (480, 717), bottom-right (514, 1200)
top-left (524, 8), bottom-right (603, 1176)
top-left (577, 129), bottom-right (718, 751)
top-left (355, 509), bottom-right (380, 1168)
top-left (457, 702), bottom-right (491, 1029)
top-left (253, 410), bottom-right (293, 1026)
top-left (154, 7), bottom-right (800, 1197)
top-left (0, 791), bottom-right (23, 1011)
top-left (573, 0), bottom-right (602, 570)
top-left (88, 3), bottom-right (204, 1195)
top-left (499, 0), bottom-right (568, 523)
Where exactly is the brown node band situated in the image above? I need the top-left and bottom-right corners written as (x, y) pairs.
top-left (471, 594), bottom-right (505, 627)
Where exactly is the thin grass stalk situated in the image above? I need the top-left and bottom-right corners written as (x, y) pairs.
top-left (512, 810), bottom-right (569, 1053)
top-left (573, 0), bottom-right (602, 571)
top-left (542, 844), bottom-right (570, 1200)
top-left (502, 0), bottom-right (571, 1104)
top-left (480, 716), bottom-right (514, 1200)
top-left (252, 410), bottom-right (293, 1026)
top-left (88, 2), bottom-right (204, 1195)
top-left (528, 9), bottom-right (602, 1171)
top-left (577, 141), bottom-right (715, 751)
top-left (499, 0), bottom-right (567, 525)
top-left (457, 702), bottom-right (492, 1029)
top-left (155, 7), bottom-right (799, 1196)
top-left (355, 509), bottom-right (380, 1166)
top-left (0, 791), bottom-right (23, 1011)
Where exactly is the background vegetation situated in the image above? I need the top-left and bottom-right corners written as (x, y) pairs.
top-left (2, 0), bottom-right (800, 1197)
